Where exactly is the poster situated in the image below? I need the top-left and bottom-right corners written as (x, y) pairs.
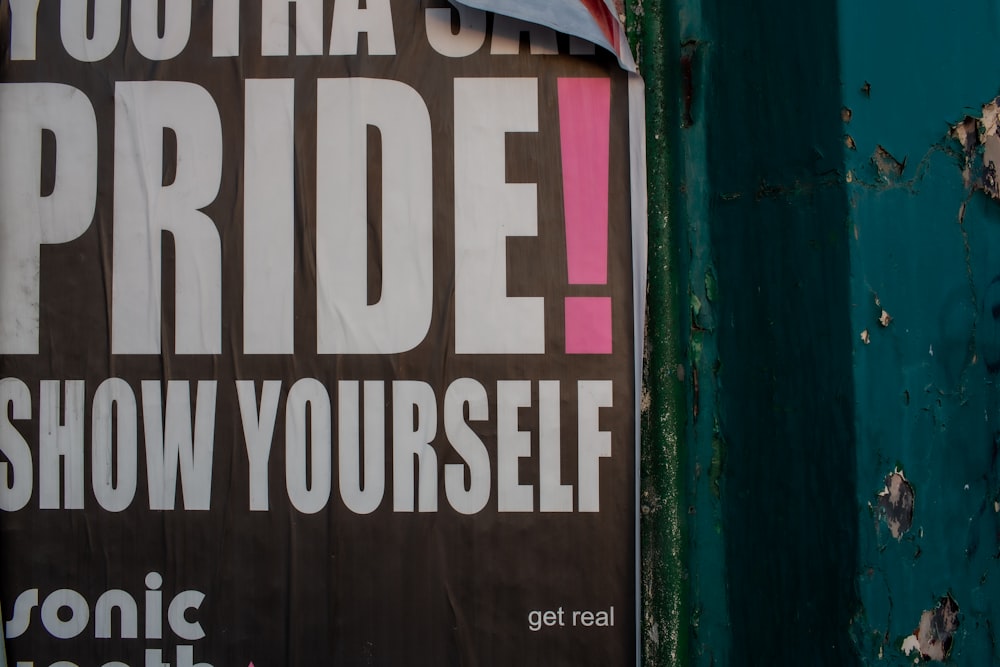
top-left (0, 1), bottom-right (645, 664)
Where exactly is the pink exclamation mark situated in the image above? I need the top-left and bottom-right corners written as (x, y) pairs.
top-left (558, 77), bottom-right (612, 354)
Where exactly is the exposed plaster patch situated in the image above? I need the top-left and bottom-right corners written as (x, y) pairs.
top-left (901, 595), bottom-right (960, 663)
top-left (900, 634), bottom-right (921, 659)
top-left (951, 97), bottom-right (1000, 201)
top-left (872, 145), bottom-right (906, 182)
top-left (876, 470), bottom-right (914, 540)
top-left (874, 294), bottom-right (892, 327)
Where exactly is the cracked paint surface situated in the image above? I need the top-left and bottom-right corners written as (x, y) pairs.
top-left (871, 145), bottom-right (907, 183)
top-left (876, 470), bottom-right (915, 540)
top-left (901, 595), bottom-right (960, 662)
top-left (839, 2), bottom-right (1000, 661)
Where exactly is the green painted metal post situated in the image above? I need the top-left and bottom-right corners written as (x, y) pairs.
top-left (840, 2), bottom-right (1000, 664)
top-left (625, 1), bottom-right (690, 665)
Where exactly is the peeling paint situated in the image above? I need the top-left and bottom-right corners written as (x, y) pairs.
top-left (901, 595), bottom-right (960, 663)
top-left (951, 97), bottom-right (1000, 201)
top-left (837, 8), bottom-right (1000, 667)
top-left (871, 145), bottom-right (906, 182)
top-left (873, 294), bottom-right (892, 327)
top-left (679, 40), bottom-right (700, 128)
top-left (981, 276), bottom-right (1000, 373)
top-left (877, 470), bottom-right (914, 540)
top-left (704, 268), bottom-right (717, 303)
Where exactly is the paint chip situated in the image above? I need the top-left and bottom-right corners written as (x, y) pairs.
top-left (952, 98), bottom-right (1000, 202)
top-left (901, 595), bottom-right (960, 662)
top-left (872, 145), bottom-right (906, 181)
top-left (861, 329), bottom-right (871, 345)
top-left (879, 309), bottom-right (892, 327)
top-left (877, 470), bottom-right (914, 540)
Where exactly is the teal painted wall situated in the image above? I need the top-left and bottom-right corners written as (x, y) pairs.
top-left (630, 0), bottom-right (1000, 664)
top-left (841, 2), bottom-right (1000, 664)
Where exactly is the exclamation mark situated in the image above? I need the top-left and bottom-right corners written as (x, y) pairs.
top-left (558, 77), bottom-right (612, 354)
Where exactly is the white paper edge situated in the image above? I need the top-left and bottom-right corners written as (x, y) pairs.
top-left (628, 71), bottom-right (648, 667)
top-left (450, 0), bottom-right (637, 72)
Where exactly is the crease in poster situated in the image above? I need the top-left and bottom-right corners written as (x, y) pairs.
top-left (0, 1), bottom-right (648, 664)
top-left (448, 0), bottom-right (636, 71)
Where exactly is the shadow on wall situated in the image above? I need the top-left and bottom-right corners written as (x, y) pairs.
top-left (700, 0), bottom-right (860, 663)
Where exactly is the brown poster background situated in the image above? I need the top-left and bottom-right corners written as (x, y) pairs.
top-left (0, 1), bottom-right (639, 664)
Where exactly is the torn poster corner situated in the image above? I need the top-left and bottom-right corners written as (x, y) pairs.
top-left (451, 0), bottom-right (637, 71)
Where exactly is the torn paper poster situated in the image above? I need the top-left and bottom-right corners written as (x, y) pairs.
top-left (453, 0), bottom-right (636, 70)
top-left (0, 1), bottom-right (647, 664)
